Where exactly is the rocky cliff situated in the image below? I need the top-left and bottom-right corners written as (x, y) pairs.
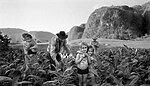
top-left (82, 6), bottom-right (144, 40)
top-left (68, 24), bottom-right (85, 41)
top-left (68, 1), bottom-right (150, 40)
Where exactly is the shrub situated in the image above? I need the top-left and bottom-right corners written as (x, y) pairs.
top-left (0, 32), bottom-right (11, 52)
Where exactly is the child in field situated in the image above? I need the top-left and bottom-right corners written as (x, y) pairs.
top-left (88, 45), bottom-right (97, 86)
top-left (90, 37), bottom-right (100, 54)
top-left (22, 33), bottom-right (38, 66)
top-left (88, 46), bottom-right (97, 68)
top-left (75, 42), bottom-right (91, 86)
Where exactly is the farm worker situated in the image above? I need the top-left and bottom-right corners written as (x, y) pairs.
top-left (22, 33), bottom-right (38, 67)
top-left (75, 42), bottom-right (91, 86)
top-left (87, 45), bottom-right (98, 86)
top-left (47, 31), bottom-right (70, 68)
top-left (90, 36), bottom-right (100, 54)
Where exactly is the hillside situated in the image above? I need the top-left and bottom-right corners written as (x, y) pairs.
top-left (68, 24), bottom-right (86, 41)
top-left (67, 1), bottom-right (150, 41)
top-left (82, 6), bottom-right (144, 40)
top-left (0, 28), bottom-right (54, 43)
top-left (0, 28), bottom-right (27, 43)
top-left (29, 31), bottom-right (54, 43)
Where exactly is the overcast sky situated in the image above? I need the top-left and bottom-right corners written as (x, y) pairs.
top-left (0, 0), bottom-right (149, 34)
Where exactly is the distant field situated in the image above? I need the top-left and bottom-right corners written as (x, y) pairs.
top-left (11, 43), bottom-right (49, 52)
top-left (68, 38), bottom-right (150, 49)
top-left (11, 38), bottom-right (150, 53)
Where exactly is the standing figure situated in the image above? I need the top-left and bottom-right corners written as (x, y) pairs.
top-left (90, 37), bottom-right (100, 54)
top-left (47, 31), bottom-right (70, 68)
top-left (88, 45), bottom-right (97, 86)
top-left (22, 33), bottom-right (38, 66)
top-left (75, 42), bottom-right (91, 86)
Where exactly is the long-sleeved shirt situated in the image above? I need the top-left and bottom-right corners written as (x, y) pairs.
top-left (90, 40), bottom-right (100, 48)
top-left (47, 36), bottom-right (70, 57)
top-left (23, 39), bottom-right (38, 55)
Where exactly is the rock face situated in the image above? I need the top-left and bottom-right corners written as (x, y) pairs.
top-left (133, 2), bottom-right (150, 34)
top-left (141, 2), bottom-right (150, 34)
top-left (82, 6), bottom-right (144, 40)
top-left (68, 24), bottom-right (85, 41)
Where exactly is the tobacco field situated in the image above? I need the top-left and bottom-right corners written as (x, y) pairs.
top-left (1, 36), bottom-right (150, 86)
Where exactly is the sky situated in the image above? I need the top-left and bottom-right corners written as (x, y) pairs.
top-left (0, 0), bottom-right (149, 34)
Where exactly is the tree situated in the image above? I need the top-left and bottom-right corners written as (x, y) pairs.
top-left (0, 31), bottom-right (11, 51)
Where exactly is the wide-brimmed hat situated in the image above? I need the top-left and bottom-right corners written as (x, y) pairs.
top-left (92, 36), bottom-right (98, 40)
top-left (56, 31), bottom-right (68, 39)
top-left (22, 33), bottom-right (32, 41)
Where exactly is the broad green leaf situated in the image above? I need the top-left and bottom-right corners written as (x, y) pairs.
top-left (63, 66), bottom-right (74, 76)
top-left (128, 75), bottom-right (139, 86)
top-left (17, 81), bottom-right (32, 84)
top-left (42, 80), bottom-right (58, 86)
top-left (38, 69), bottom-right (46, 74)
top-left (109, 74), bottom-right (123, 86)
top-left (27, 75), bottom-right (41, 80)
top-left (0, 76), bottom-right (12, 81)
top-left (89, 69), bottom-right (99, 77)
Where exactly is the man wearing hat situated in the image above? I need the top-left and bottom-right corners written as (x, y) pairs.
top-left (47, 31), bottom-right (70, 66)
top-left (90, 36), bottom-right (100, 54)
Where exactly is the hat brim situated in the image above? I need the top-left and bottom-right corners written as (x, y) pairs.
top-left (56, 34), bottom-right (68, 39)
top-left (92, 38), bottom-right (97, 40)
